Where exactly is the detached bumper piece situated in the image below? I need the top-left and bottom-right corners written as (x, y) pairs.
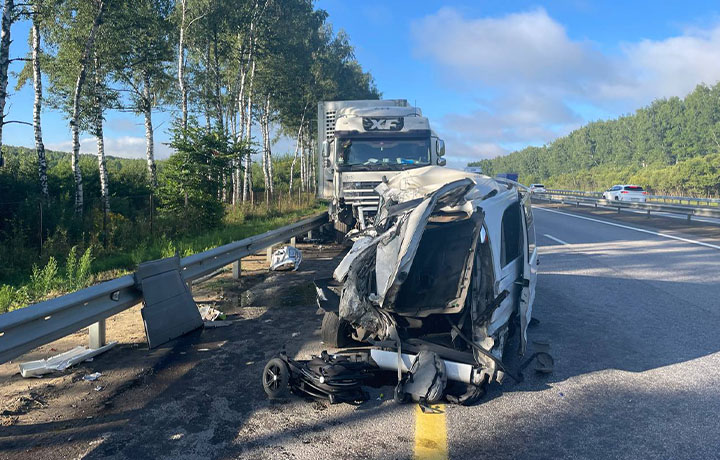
top-left (262, 351), bottom-right (378, 405)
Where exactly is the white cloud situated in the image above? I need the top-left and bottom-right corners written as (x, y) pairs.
top-left (412, 7), bottom-right (720, 163)
top-left (46, 136), bottom-right (174, 160)
top-left (412, 8), bottom-right (609, 89)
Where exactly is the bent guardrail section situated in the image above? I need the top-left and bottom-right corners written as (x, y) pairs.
top-left (0, 211), bottom-right (329, 364)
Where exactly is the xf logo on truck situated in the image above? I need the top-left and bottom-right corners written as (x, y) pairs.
top-left (363, 117), bottom-right (404, 131)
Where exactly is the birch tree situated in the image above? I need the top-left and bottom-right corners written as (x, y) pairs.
top-left (0, 0), bottom-right (14, 168)
top-left (92, 53), bottom-right (110, 216)
top-left (17, 1), bottom-right (49, 197)
top-left (30, 5), bottom-right (48, 198)
top-left (70, 0), bottom-right (106, 214)
top-left (175, 0), bottom-right (204, 131)
top-left (112, 0), bottom-right (173, 187)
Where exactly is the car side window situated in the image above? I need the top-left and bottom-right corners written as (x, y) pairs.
top-left (501, 201), bottom-right (523, 267)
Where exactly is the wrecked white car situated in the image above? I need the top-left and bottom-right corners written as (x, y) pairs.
top-left (316, 166), bottom-right (544, 404)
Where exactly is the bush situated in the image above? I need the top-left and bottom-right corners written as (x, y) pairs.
top-left (29, 256), bottom-right (59, 299)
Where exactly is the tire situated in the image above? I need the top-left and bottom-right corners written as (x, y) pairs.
top-left (321, 311), bottom-right (352, 348)
top-left (262, 358), bottom-right (290, 399)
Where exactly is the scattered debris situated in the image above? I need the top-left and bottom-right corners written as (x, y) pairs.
top-left (83, 372), bottom-right (102, 382)
top-left (291, 332), bottom-right (300, 337)
top-left (203, 320), bottom-right (232, 328)
top-left (94, 386), bottom-right (104, 392)
top-left (270, 246), bottom-right (302, 271)
top-left (198, 305), bottom-right (225, 322)
top-left (19, 342), bottom-right (118, 378)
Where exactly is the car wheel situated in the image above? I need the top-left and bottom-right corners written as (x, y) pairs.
top-left (321, 311), bottom-right (353, 348)
top-left (262, 358), bottom-right (290, 399)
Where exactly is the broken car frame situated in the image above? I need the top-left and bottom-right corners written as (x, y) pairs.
top-left (316, 166), bottom-right (541, 401)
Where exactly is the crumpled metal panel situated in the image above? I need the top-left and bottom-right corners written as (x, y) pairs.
top-left (270, 246), bottom-right (302, 271)
top-left (135, 256), bottom-right (203, 349)
top-left (333, 166), bottom-right (535, 381)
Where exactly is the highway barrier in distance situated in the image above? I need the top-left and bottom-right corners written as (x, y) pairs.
top-left (534, 192), bottom-right (720, 221)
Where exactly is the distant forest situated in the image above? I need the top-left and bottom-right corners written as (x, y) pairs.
top-left (471, 83), bottom-right (720, 196)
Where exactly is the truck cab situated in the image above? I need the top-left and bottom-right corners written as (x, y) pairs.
top-left (317, 100), bottom-right (446, 232)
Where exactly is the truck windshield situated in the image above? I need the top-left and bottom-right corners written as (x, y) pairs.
top-left (338, 137), bottom-right (431, 169)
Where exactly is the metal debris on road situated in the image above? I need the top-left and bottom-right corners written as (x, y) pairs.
top-left (198, 305), bottom-right (225, 322)
top-left (83, 372), bottom-right (102, 381)
top-left (270, 246), bottom-right (302, 271)
top-left (18, 342), bottom-right (118, 378)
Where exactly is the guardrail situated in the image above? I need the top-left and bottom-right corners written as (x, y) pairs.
top-left (0, 211), bottom-right (329, 365)
top-left (545, 189), bottom-right (720, 206)
top-left (534, 193), bottom-right (720, 221)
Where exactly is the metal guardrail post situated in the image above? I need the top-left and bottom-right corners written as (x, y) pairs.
top-left (232, 259), bottom-right (241, 279)
top-left (89, 320), bottom-right (106, 349)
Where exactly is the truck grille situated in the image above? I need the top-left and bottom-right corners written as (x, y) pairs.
top-left (343, 181), bottom-right (381, 209)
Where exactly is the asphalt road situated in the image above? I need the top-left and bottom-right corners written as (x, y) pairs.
top-left (2, 205), bottom-right (719, 460)
top-left (446, 205), bottom-right (720, 459)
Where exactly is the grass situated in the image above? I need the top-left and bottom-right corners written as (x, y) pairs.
top-left (0, 198), bottom-right (325, 314)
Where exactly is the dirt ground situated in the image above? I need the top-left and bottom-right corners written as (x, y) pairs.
top-left (0, 242), bottom-right (347, 458)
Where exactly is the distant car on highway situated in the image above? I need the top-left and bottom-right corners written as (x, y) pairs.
top-left (603, 185), bottom-right (647, 202)
top-left (529, 184), bottom-right (546, 193)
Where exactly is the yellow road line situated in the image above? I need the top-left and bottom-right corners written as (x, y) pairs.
top-left (414, 404), bottom-right (448, 460)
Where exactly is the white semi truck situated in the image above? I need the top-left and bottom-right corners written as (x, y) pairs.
top-left (317, 99), bottom-right (446, 233)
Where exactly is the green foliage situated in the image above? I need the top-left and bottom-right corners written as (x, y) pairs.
top-left (157, 122), bottom-right (239, 232)
top-left (0, 285), bottom-right (29, 314)
top-left (29, 256), bottom-right (58, 299)
top-left (471, 83), bottom-right (720, 196)
top-left (66, 246), bottom-right (94, 291)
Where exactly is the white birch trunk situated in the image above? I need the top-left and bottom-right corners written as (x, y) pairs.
top-left (242, 55), bottom-right (256, 202)
top-left (178, 0), bottom-right (188, 131)
top-left (265, 96), bottom-right (274, 198)
top-left (260, 98), bottom-right (269, 203)
top-left (70, 0), bottom-right (106, 214)
top-left (142, 71), bottom-right (157, 187)
top-left (32, 13), bottom-right (48, 199)
top-left (288, 104), bottom-right (308, 194)
top-left (0, 0), bottom-right (12, 169)
top-left (93, 55), bottom-right (110, 216)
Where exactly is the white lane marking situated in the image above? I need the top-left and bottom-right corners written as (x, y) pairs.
top-left (543, 234), bottom-right (569, 245)
top-left (536, 207), bottom-right (720, 251)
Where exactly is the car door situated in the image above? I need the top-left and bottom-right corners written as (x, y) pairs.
top-left (491, 200), bottom-right (525, 344)
top-left (519, 193), bottom-right (537, 355)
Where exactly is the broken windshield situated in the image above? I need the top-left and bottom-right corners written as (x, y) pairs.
top-left (337, 137), bottom-right (431, 170)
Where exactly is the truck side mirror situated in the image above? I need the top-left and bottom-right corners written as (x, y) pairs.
top-left (437, 158), bottom-right (447, 166)
top-left (322, 141), bottom-right (330, 158)
top-left (436, 139), bottom-right (446, 157)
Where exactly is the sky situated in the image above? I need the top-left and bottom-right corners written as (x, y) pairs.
top-left (5, 0), bottom-right (720, 168)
